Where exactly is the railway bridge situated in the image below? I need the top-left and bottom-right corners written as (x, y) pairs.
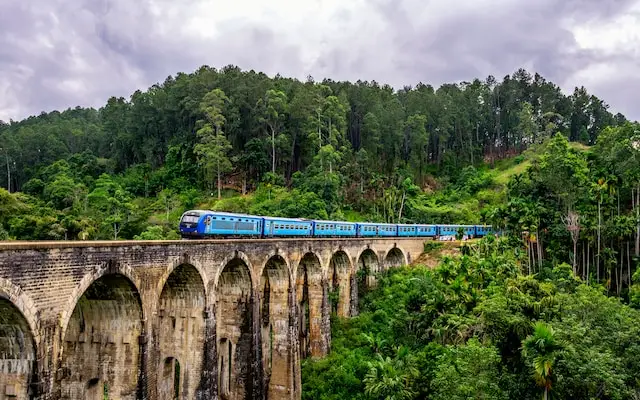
top-left (0, 237), bottom-right (426, 400)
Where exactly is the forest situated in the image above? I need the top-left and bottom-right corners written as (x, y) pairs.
top-left (2, 64), bottom-right (640, 397)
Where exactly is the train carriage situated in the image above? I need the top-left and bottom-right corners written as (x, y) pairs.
top-left (397, 224), bottom-right (417, 237)
top-left (179, 210), bottom-right (263, 238)
top-left (312, 220), bottom-right (357, 237)
top-left (262, 216), bottom-right (313, 237)
top-left (474, 225), bottom-right (493, 237)
top-left (438, 224), bottom-right (476, 238)
top-left (415, 224), bottom-right (438, 237)
top-left (356, 222), bottom-right (397, 237)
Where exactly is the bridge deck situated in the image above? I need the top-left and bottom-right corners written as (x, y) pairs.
top-left (0, 236), bottom-right (430, 250)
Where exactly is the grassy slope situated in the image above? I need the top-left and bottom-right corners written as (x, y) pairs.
top-left (146, 141), bottom-right (591, 231)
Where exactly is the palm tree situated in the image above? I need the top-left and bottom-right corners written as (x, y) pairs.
top-left (521, 322), bottom-right (563, 400)
top-left (363, 347), bottom-right (419, 400)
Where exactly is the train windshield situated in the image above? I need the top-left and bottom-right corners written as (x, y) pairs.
top-left (181, 213), bottom-right (201, 224)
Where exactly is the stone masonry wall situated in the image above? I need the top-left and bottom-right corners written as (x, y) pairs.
top-left (0, 237), bottom-right (425, 399)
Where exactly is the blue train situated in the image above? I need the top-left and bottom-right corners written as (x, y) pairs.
top-left (178, 210), bottom-right (494, 239)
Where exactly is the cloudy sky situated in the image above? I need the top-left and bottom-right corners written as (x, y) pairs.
top-left (1, 0), bottom-right (639, 122)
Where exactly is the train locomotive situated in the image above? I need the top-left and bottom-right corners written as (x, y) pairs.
top-left (178, 210), bottom-right (494, 239)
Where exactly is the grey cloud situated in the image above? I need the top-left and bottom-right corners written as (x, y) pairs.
top-left (313, 0), bottom-right (639, 117)
top-left (0, 0), bottom-right (639, 121)
top-left (0, 0), bottom-right (306, 120)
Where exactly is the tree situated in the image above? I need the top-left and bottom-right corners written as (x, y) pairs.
top-left (522, 322), bottom-right (564, 400)
top-left (257, 89), bottom-right (288, 175)
top-left (517, 102), bottom-right (537, 147)
top-left (538, 133), bottom-right (589, 213)
top-left (404, 114), bottom-right (428, 180)
top-left (562, 210), bottom-right (581, 274)
top-left (194, 89), bottom-right (233, 199)
top-left (363, 348), bottom-right (419, 400)
top-left (87, 174), bottom-right (135, 240)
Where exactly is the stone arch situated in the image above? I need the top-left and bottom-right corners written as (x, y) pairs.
top-left (296, 252), bottom-right (326, 359)
top-left (385, 247), bottom-right (406, 269)
top-left (158, 357), bottom-right (181, 400)
top-left (215, 256), bottom-right (254, 400)
top-left (157, 255), bottom-right (209, 299)
top-left (59, 262), bottom-right (143, 342)
top-left (328, 250), bottom-right (352, 318)
top-left (214, 250), bottom-right (256, 291)
top-left (352, 248), bottom-right (380, 316)
top-left (260, 254), bottom-right (292, 398)
top-left (58, 273), bottom-right (143, 400)
top-left (357, 248), bottom-right (380, 287)
top-left (156, 264), bottom-right (206, 400)
top-left (0, 277), bottom-right (39, 341)
top-left (0, 294), bottom-right (37, 399)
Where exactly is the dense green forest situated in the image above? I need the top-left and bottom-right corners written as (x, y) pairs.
top-left (2, 64), bottom-right (640, 397)
top-left (0, 65), bottom-right (630, 241)
top-left (303, 236), bottom-right (640, 399)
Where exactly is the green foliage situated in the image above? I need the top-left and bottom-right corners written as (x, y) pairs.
top-left (423, 241), bottom-right (443, 253)
top-left (302, 236), bottom-right (640, 399)
top-left (0, 65), bottom-right (627, 241)
top-left (430, 338), bottom-right (507, 400)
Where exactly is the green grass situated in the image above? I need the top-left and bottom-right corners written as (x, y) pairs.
top-left (493, 159), bottom-right (531, 185)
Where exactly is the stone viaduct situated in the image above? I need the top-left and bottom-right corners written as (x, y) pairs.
top-left (0, 237), bottom-right (425, 400)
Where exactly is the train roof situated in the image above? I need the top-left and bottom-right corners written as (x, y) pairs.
top-left (397, 223), bottom-right (437, 226)
top-left (440, 224), bottom-right (477, 227)
top-left (313, 220), bottom-right (356, 224)
top-left (356, 221), bottom-right (396, 225)
top-left (261, 216), bottom-right (309, 222)
top-left (183, 210), bottom-right (262, 218)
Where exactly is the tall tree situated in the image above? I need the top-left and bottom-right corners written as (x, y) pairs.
top-left (194, 88), bottom-right (233, 199)
top-left (257, 89), bottom-right (289, 175)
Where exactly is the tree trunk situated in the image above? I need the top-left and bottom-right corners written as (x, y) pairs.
top-left (398, 190), bottom-right (406, 222)
top-left (317, 110), bottom-right (323, 171)
top-left (242, 174), bottom-right (247, 195)
top-left (628, 241), bottom-right (631, 288)
top-left (573, 240), bottom-right (578, 275)
top-left (536, 228), bottom-right (543, 268)
top-left (619, 241), bottom-right (623, 295)
top-left (5, 150), bottom-right (10, 192)
top-left (586, 242), bottom-right (590, 285)
top-left (271, 125), bottom-right (276, 174)
top-left (636, 183), bottom-right (639, 256)
top-left (598, 196), bottom-right (602, 282)
top-left (216, 124), bottom-right (222, 200)
top-left (582, 242), bottom-right (586, 280)
top-left (528, 239), bottom-right (533, 274)
top-left (217, 168), bottom-right (221, 200)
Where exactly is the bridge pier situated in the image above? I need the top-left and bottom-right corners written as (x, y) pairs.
top-left (0, 237), bottom-right (424, 399)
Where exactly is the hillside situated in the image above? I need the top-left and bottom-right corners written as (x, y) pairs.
top-left (0, 64), bottom-right (628, 240)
